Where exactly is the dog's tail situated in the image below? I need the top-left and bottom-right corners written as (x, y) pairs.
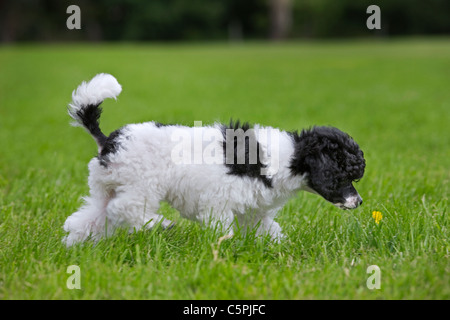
top-left (68, 73), bottom-right (122, 152)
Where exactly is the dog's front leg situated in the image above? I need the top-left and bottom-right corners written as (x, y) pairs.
top-left (237, 208), bottom-right (285, 242)
top-left (257, 216), bottom-right (285, 242)
top-left (197, 209), bottom-right (235, 236)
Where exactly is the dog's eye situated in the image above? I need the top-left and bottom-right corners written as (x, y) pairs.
top-left (353, 179), bottom-right (361, 183)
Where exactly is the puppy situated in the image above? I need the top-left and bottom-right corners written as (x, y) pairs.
top-left (63, 73), bottom-right (365, 246)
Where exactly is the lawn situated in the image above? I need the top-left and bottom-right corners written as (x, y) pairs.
top-left (0, 38), bottom-right (449, 299)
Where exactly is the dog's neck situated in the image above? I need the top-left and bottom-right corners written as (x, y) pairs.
top-left (266, 130), bottom-right (309, 194)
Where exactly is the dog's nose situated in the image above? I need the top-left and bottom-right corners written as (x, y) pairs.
top-left (343, 194), bottom-right (363, 209)
top-left (357, 194), bottom-right (363, 206)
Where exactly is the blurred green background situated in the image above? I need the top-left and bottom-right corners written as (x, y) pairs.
top-left (1, 0), bottom-right (449, 42)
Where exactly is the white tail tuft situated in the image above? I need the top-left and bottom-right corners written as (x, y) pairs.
top-left (68, 73), bottom-right (122, 126)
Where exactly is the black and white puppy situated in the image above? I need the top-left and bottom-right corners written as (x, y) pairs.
top-left (63, 73), bottom-right (365, 246)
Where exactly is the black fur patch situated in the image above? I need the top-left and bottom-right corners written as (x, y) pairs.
top-left (221, 120), bottom-right (272, 188)
top-left (98, 127), bottom-right (124, 167)
top-left (76, 104), bottom-right (107, 146)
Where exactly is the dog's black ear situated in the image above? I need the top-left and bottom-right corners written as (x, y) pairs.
top-left (288, 131), bottom-right (305, 175)
top-left (288, 126), bottom-right (365, 177)
top-left (288, 127), bottom-right (321, 176)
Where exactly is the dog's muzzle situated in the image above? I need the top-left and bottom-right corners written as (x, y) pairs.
top-left (334, 194), bottom-right (363, 210)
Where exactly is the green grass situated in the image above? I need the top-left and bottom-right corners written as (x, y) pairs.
top-left (0, 38), bottom-right (449, 299)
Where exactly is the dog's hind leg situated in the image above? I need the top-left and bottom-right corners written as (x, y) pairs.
top-left (105, 190), bottom-right (172, 233)
top-left (63, 193), bottom-right (114, 247)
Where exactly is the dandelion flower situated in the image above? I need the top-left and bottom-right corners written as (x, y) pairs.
top-left (372, 211), bottom-right (382, 224)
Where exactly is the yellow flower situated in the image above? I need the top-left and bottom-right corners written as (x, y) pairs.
top-left (372, 211), bottom-right (382, 224)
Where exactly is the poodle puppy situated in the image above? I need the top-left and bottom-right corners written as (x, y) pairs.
top-left (63, 73), bottom-right (365, 246)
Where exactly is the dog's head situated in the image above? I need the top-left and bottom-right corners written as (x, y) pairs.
top-left (290, 126), bottom-right (366, 209)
